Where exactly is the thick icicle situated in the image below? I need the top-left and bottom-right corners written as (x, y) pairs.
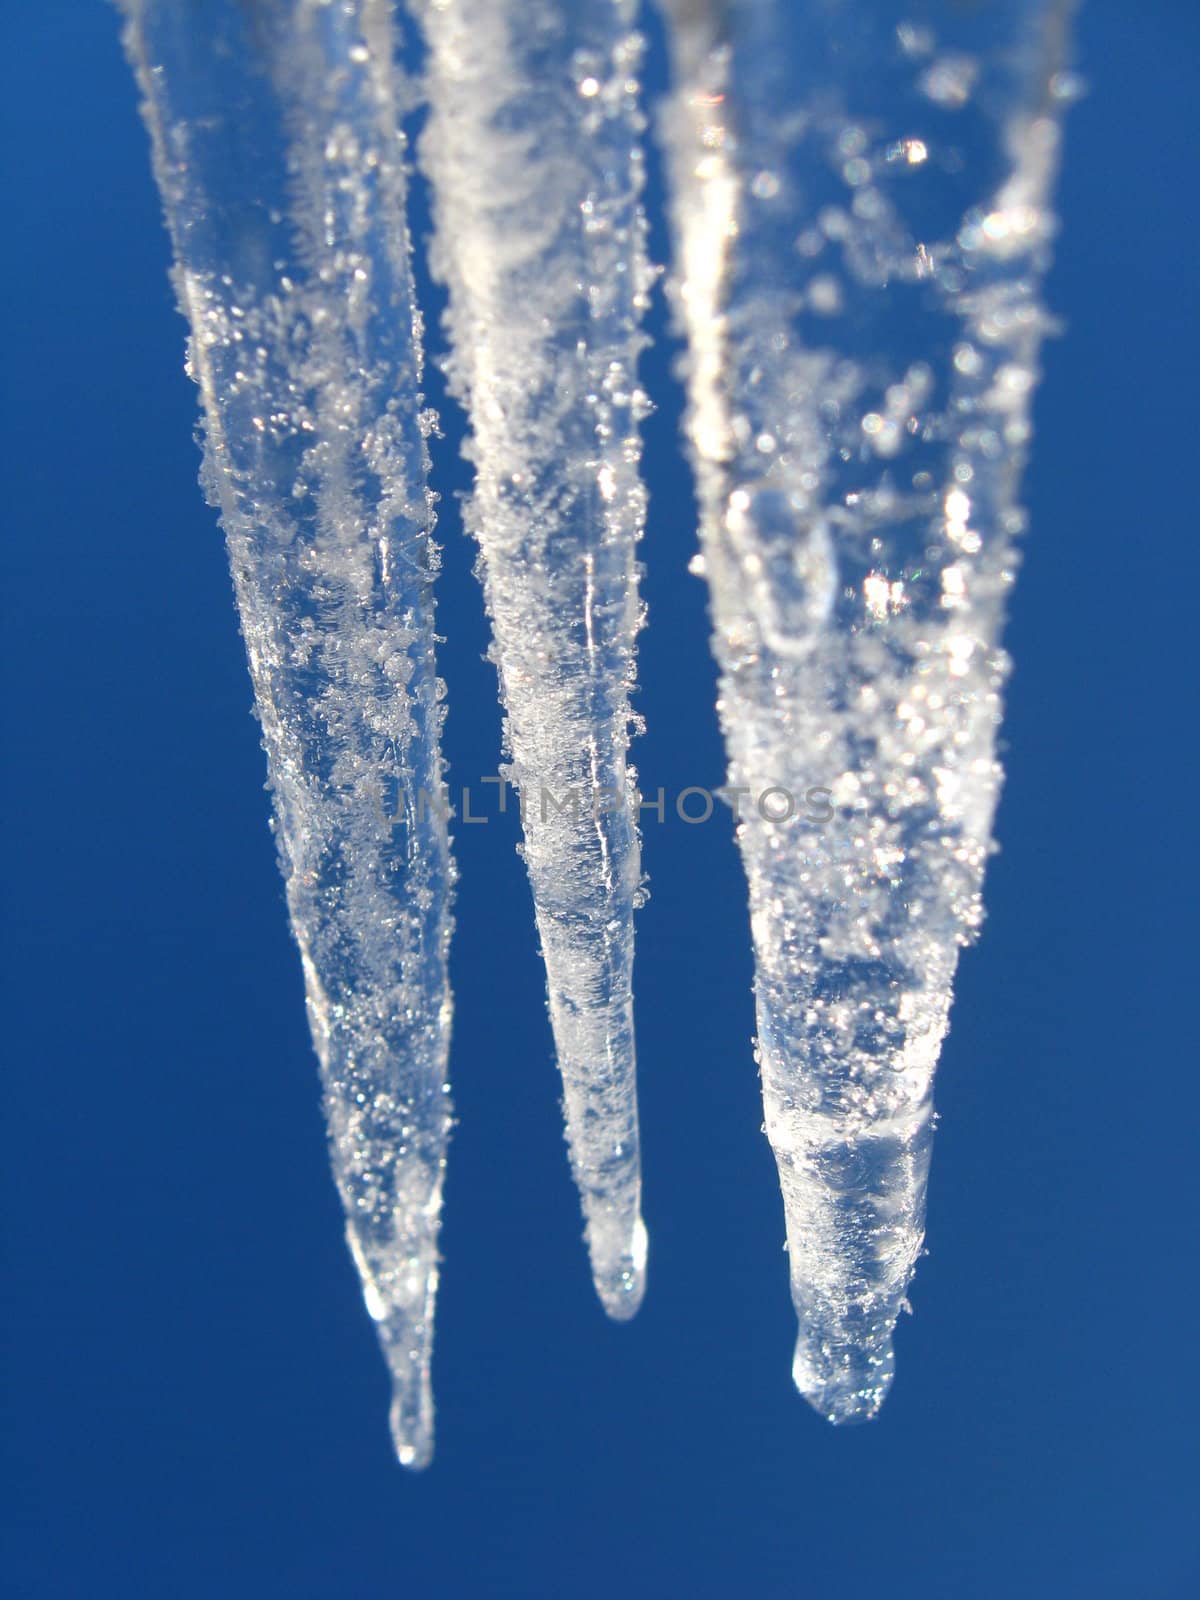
top-left (121, 0), bottom-right (453, 1467)
top-left (414, 0), bottom-right (650, 1316)
top-left (659, 0), bottom-right (1075, 1420)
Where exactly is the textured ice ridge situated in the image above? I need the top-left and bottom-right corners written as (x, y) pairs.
top-left (121, 0), bottom-right (453, 1467)
top-left (415, 0), bottom-right (651, 1316)
top-left (659, 0), bottom-right (1076, 1421)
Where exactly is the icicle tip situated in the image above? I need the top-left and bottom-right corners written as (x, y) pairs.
top-left (592, 1215), bottom-right (649, 1322)
top-left (389, 1381), bottom-right (435, 1471)
top-left (792, 1334), bottom-right (896, 1426)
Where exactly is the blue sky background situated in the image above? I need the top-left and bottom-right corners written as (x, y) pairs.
top-left (3, 3), bottom-right (1198, 1596)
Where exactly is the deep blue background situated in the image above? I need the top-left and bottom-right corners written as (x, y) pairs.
top-left (3, 3), bottom-right (1197, 1595)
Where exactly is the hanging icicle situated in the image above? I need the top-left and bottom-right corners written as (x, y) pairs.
top-left (120, 0), bottom-right (454, 1467)
top-left (658, 0), bottom-right (1076, 1420)
top-left (414, 0), bottom-right (652, 1318)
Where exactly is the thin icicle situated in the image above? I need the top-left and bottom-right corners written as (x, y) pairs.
top-left (659, 0), bottom-right (1076, 1420)
top-left (413, 0), bottom-right (651, 1316)
top-left (120, 0), bottom-right (453, 1467)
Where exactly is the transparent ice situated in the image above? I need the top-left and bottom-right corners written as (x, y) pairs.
top-left (121, 0), bottom-right (1077, 1464)
top-left (658, 0), bottom-right (1076, 1420)
top-left (120, 0), bottom-right (453, 1468)
top-left (415, 0), bottom-right (651, 1317)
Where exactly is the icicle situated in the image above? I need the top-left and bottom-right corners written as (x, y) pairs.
top-left (120, 0), bottom-right (453, 1468)
top-left (413, 0), bottom-right (651, 1317)
top-left (659, 0), bottom-right (1076, 1420)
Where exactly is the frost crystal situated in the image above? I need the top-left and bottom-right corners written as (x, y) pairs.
top-left (658, 0), bottom-right (1076, 1420)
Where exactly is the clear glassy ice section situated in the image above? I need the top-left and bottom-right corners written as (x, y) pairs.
top-left (413, 0), bottom-right (651, 1317)
top-left (120, 0), bottom-right (453, 1467)
top-left (658, 0), bottom-right (1077, 1421)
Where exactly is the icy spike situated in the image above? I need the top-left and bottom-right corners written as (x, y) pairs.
top-left (121, 0), bottom-right (454, 1466)
top-left (659, 0), bottom-right (1076, 1415)
top-left (415, 0), bottom-right (651, 1316)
